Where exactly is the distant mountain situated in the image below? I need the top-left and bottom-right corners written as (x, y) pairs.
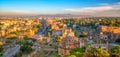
top-left (0, 14), bottom-right (93, 18)
top-left (34, 14), bottom-right (93, 18)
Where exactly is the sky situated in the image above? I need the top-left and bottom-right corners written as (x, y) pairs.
top-left (0, 0), bottom-right (120, 17)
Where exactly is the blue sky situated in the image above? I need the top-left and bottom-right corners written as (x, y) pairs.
top-left (0, 0), bottom-right (120, 17)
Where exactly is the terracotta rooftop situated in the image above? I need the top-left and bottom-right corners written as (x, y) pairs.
top-left (100, 26), bottom-right (120, 34)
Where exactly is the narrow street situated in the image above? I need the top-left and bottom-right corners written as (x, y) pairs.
top-left (3, 45), bottom-right (21, 57)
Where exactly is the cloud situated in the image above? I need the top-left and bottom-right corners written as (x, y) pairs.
top-left (117, 2), bottom-right (120, 4)
top-left (0, 2), bottom-right (120, 17)
top-left (65, 6), bottom-right (113, 13)
top-left (64, 2), bottom-right (120, 13)
top-left (64, 2), bottom-right (120, 17)
top-left (99, 3), bottom-right (110, 6)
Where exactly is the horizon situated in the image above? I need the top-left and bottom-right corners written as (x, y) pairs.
top-left (0, 0), bottom-right (120, 17)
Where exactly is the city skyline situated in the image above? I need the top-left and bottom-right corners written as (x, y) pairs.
top-left (0, 0), bottom-right (120, 17)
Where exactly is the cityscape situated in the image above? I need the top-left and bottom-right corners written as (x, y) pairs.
top-left (0, 0), bottom-right (120, 57)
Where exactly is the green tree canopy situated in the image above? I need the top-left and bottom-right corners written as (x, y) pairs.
top-left (111, 45), bottom-right (120, 57)
top-left (87, 47), bottom-right (110, 57)
top-left (64, 47), bottom-right (85, 57)
top-left (20, 45), bottom-right (33, 54)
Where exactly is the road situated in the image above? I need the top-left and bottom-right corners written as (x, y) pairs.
top-left (3, 45), bottom-right (21, 57)
top-left (33, 19), bottom-right (48, 39)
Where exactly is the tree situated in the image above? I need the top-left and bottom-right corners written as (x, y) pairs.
top-left (87, 47), bottom-right (110, 57)
top-left (14, 51), bottom-right (22, 57)
top-left (56, 35), bottom-right (62, 41)
top-left (111, 45), bottom-right (120, 57)
top-left (32, 24), bottom-right (40, 32)
top-left (70, 48), bottom-right (85, 54)
top-left (20, 45), bottom-right (33, 54)
top-left (64, 48), bottom-right (85, 57)
top-left (48, 32), bottom-right (51, 37)
top-left (16, 36), bottom-right (35, 46)
top-left (69, 55), bottom-right (76, 57)
top-left (64, 54), bottom-right (71, 57)
top-left (70, 48), bottom-right (85, 57)
top-left (16, 39), bottom-right (26, 45)
top-left (6, 40), bottom-right (13, 44)
top-left (0, 46), bottom-right (3, 57)
top-left (0, 52), bottom-right (3, 57)
top-left (53, 51), bottom-right (60, 57)
top-left (23, 35), bottom-right (30, 40)
top-left (47, 29), bottom-right (52, 37)
top-left (64, 55), bottom-right (76, 57)
top-left (0, 41), bottom-right (3, 46)
top-left (115, 38), bottom-right (120, 44)
top-left (0, 46), bottom-right (3, 52)
top-left (82, 44), bottom-right (90, 50)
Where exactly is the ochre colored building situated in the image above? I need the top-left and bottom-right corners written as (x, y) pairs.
top-left (58, 36), bottom-right (79, 56)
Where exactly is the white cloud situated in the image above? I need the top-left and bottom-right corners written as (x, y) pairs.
top-left (64, 2), bottom-right (120, 13)
top-left (65, 6), bottom-right (113, 13)
top-left (0, 2), bottom-right (120, 17)
top-left (99, 3), bottom-right (109, 6)
top-left (64, 2), bottom-right (120, 17)
top-left (117, 2), bottom-right (120, 4)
